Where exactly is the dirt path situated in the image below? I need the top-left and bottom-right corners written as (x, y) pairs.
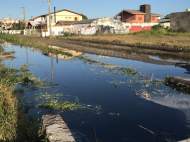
top-left (16, 35), bottom-right (188, 65)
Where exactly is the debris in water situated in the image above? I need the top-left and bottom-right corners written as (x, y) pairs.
top-left (96, 105), bottom-right (101, 109)
top-left (109, 112), bottom-right (120, 116)
top-left (149, 74), bottom-right (153, 81)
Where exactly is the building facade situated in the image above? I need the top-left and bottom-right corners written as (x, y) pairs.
top-left (31, 9), bottom-right (84, 27)
top-left (0, 18), bottom-right (20, 29)
top-left (116, 5), bottom-right (163, 23)
top-left (171, 10), bottom-right (190, 31)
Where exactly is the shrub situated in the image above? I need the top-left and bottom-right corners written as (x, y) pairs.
top-left (166, 28), bottom-right (174, 32)
top-left (63, 33), bottom-right (76, 37)
top-left (20, 30), bottom-right (24, 34)
top-left (177, 27), bottom-right (188, 33)
top-left (152, 24), bottom-right (164, 30)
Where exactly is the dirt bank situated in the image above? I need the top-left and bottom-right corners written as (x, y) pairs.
top-left (16, 34), bottom-right (190, 62)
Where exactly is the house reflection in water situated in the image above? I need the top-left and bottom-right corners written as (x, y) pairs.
top-left (43, 46), bottom-right (83, 85)
top-left (3, 41), bottom-right (12, 48)
top-left (46, 45), bottom-right (83, 61)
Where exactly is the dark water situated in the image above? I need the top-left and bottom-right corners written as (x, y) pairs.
top-left (2, 43), bottom-right (190, 142)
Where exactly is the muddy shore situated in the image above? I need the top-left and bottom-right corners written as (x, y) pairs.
top-left (16, 35), bottom-right (190, 62)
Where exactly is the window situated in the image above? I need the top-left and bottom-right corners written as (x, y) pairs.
top-left (51, 16), bottom-right (54, 22)
top-left (69, 17), bottom-right (71, 19)
top-left (65, 17), bottom-right (68, 19)
top-left (152, 17), bottom-right (155, 21)
top-left (74, 17), bottom-right (78, 21)
top-left (131, 16), bottom-right (135, 20)
top-left (138, 17), bottom-right (142, 21)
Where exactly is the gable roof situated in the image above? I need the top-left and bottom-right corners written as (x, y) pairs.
top-left (72, 19), bottom-right (99, 25)
top-left (44, 9), bottom-right (84, 17)
top-left (156, 19), bottom-right (170, 23)
top-left (123, 10), bottom-right (145, 15)
top-left (31, 9), bottom-right (85, 21)
top-left (56, 21), bottom-right (76, 26)
top-left (116, 9), bottom-right (163, 17)
top-left (151, 13), bottom-right (163, 16)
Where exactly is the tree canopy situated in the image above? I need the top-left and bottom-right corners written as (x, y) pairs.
top-left (164, 14), bottom-right (170, 19)
top-left (82, 15), bottom-right (88, 20)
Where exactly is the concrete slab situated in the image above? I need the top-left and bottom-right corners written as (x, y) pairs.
top-left (42, 114), bottom-right (76, 142)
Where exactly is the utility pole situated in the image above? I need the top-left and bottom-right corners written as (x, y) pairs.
top-left (7, 14), bottom-right (11, 21)
top-left (7, 14), bottom-right (12, 29)
top-left (48, 0), bottom-right (52, 38)
top-left (18, 7), bottom-right (26, 30)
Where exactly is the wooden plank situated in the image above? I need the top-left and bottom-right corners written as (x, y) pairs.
top-left (42, 114), bottom-right (76, 142)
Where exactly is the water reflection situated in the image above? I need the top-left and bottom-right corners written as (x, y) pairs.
top-left (3, 41), bottom-right (12, 47)
top-left (136, 89), bottom-right (190, 124)
top-left (51, 53), bottom-right (54, 85)
top-left (149, 55), bottom-right (190, 63)
top-left (2, 43), bottom-right (190, 142)
top-left (176, 63), bottom-right (190, 74)
top-left (26, 47), bottom-right (28, 66)
top-left (47, 45), bottom-right (176, 66)
top-left (49, 45), bottom-right (83, 60)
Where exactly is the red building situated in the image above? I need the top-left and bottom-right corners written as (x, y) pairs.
top-left (116, 5), bottom-right (163, 23)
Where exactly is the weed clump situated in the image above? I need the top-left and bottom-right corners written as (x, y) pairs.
top-left (177, 27), bottom-right (188, 33)
top-left (76, 56), bottom-right (99, 64)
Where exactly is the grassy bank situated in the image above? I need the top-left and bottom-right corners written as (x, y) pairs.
top-left (0, 34), bottom-right (73, 56)
top-left (0, 44), bottom-right (81, 141)
top-left (0, 59), bottom-right (43, 141)
top-left (61, 27), bottom-right (190, 48)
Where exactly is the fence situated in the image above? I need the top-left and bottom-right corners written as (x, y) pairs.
top-left (0, 30), bottom-right (22, 34)
top-left (25, 29), bottom-right (43, 36)
top-left (63, 27), bottom-right (98, 35)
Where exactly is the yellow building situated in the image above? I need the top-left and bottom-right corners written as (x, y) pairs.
top-left (32, 9), bottom-right (84, 26)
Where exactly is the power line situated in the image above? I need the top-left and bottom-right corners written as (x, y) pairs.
top-left (7, 14), bottom-right (11, 21)
top-left (26, 2), bottom-right (47, 13)
top-left (18, 7), bottom-right (26, 30)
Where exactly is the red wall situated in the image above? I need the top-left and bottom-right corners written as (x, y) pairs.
top-left (120, 12), bottom-right (159, 23)
top-left (129, 26), bottom-right (152, 32)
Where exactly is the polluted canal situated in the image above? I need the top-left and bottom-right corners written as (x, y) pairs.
top-left (2, 41), bottom-right (190, 142)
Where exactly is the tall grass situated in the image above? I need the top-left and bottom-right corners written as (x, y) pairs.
top-left (0, 63), bottom-right (45, 141)
top-left (131, 28), bottom-right (167, 37)
top-left (66, 28), bottom-right (190, 48)
top-left (0, 43), bottom-right (83, 141)
top-left (0, 34), bottom-right (73, 56)
top-left (0, 47), bottom-right (46, 141)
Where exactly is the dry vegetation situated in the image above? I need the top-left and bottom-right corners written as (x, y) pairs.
top-left (68, 30), bottom-right (190, 48)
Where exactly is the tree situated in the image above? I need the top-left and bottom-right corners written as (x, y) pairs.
top-left (11, 21), bottom-right (25, 30)
top-left (82, 15), bottom-right (88, 20)
top-left (113, 16), bottom-right (119, 20)
top-left (164, 14), bottom-right (170, 19)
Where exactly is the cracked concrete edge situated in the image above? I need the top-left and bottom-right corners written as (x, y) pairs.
top-left (42, 114), bottom-right (76, 142)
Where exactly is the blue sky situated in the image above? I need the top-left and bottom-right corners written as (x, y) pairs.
top-left (0, 0), bottom-right (189, 20)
